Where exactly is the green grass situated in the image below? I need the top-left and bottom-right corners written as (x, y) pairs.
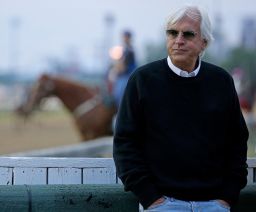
top-left (0, 109), bottom-right (69, 123)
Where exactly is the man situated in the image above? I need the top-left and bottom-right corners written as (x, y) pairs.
top-left (113, 5), bottom-right (249, 212)
top-left (108, 30), bottom-right (137, 107)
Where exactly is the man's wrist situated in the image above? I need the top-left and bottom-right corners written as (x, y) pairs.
top-left (217, 199), bottom-right (230, 207)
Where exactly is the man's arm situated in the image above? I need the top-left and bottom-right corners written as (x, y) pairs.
top-left (113, 74), bottom-right (162, 208)
top-left (221, 77), bottom-right (249, 206)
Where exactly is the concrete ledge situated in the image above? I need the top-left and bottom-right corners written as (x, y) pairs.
top-left (0, 184), bottom-right (139, 212)
top-left (5, 136), bottom-right (113, 157)
top-left (0, 184), bottom-right (255, 211)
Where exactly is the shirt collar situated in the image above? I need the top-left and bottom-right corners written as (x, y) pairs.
top-left (167, 56), bottom-right (201, 77)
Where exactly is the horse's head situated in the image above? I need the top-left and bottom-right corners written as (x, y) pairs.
top-left (15, 73), bottom-right (55, 117)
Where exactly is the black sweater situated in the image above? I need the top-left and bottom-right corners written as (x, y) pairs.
top-left (113, 59), bottom-right (249, 209)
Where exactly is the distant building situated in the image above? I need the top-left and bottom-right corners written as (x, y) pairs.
top-left (241, 17), bottom-right (256, 49)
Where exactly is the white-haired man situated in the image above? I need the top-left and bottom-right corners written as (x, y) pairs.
top-left (113, 5), bottom-right (248, 211)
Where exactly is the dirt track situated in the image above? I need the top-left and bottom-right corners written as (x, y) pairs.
top-left (1, 110), bottom-right (256, 157)
top-left (0, 110), bottom-right (81, 155)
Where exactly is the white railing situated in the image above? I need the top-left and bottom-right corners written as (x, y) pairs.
top-left (0, 157), bottom-right (255, 185)
top-left (0, 157), bottom-right (117, 185)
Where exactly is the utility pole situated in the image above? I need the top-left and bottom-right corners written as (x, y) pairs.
top-left (8, 17), bottom-right (21, 73)
top-left (103, 13), bottom-right (115, 71)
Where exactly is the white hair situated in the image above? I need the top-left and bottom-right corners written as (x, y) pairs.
top-left (166, 5), bottom-right (214, 57)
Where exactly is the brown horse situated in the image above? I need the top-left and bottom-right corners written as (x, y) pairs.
top-left (16, 74), bottom-right (117, 141)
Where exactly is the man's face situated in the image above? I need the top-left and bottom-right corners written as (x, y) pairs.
top-left (166, 16), bottom-right (207, 72)
top-left (123, 34), bottom-right (131, 45)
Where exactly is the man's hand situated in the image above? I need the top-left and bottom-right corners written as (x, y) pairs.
top-left (148, 197), bottom-right (166, 208)
top-left (217, 200), bottom-right (230, 207)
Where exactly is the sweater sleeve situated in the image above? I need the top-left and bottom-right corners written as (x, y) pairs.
top-left (220, 77), bottom-right (249, 206)
top-left (113, 73), bottom-right (162, 208)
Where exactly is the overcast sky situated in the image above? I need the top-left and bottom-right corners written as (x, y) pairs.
top-left (0, 0), bottom-right (255, 75)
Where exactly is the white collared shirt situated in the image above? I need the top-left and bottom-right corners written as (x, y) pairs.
top-left (167, 56), bottom-right (201, 77)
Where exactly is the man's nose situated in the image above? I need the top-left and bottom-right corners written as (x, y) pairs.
top-left (174, 33), bottom-right (185, 44)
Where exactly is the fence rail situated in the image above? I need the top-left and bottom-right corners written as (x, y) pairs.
top-left (0, 157), bottom-right (256, 185)
top-left (0, 157), bottom-right (117, 185)
top-left (0, 157), bottom-right (256, 211)
top-left (247, 158), bottom-right (256, 184)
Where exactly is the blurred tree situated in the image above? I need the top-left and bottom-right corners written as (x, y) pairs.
top-left (222, 47), bottom-right (256, 112)
top-left (222, 47), bottom-right (256, 85)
